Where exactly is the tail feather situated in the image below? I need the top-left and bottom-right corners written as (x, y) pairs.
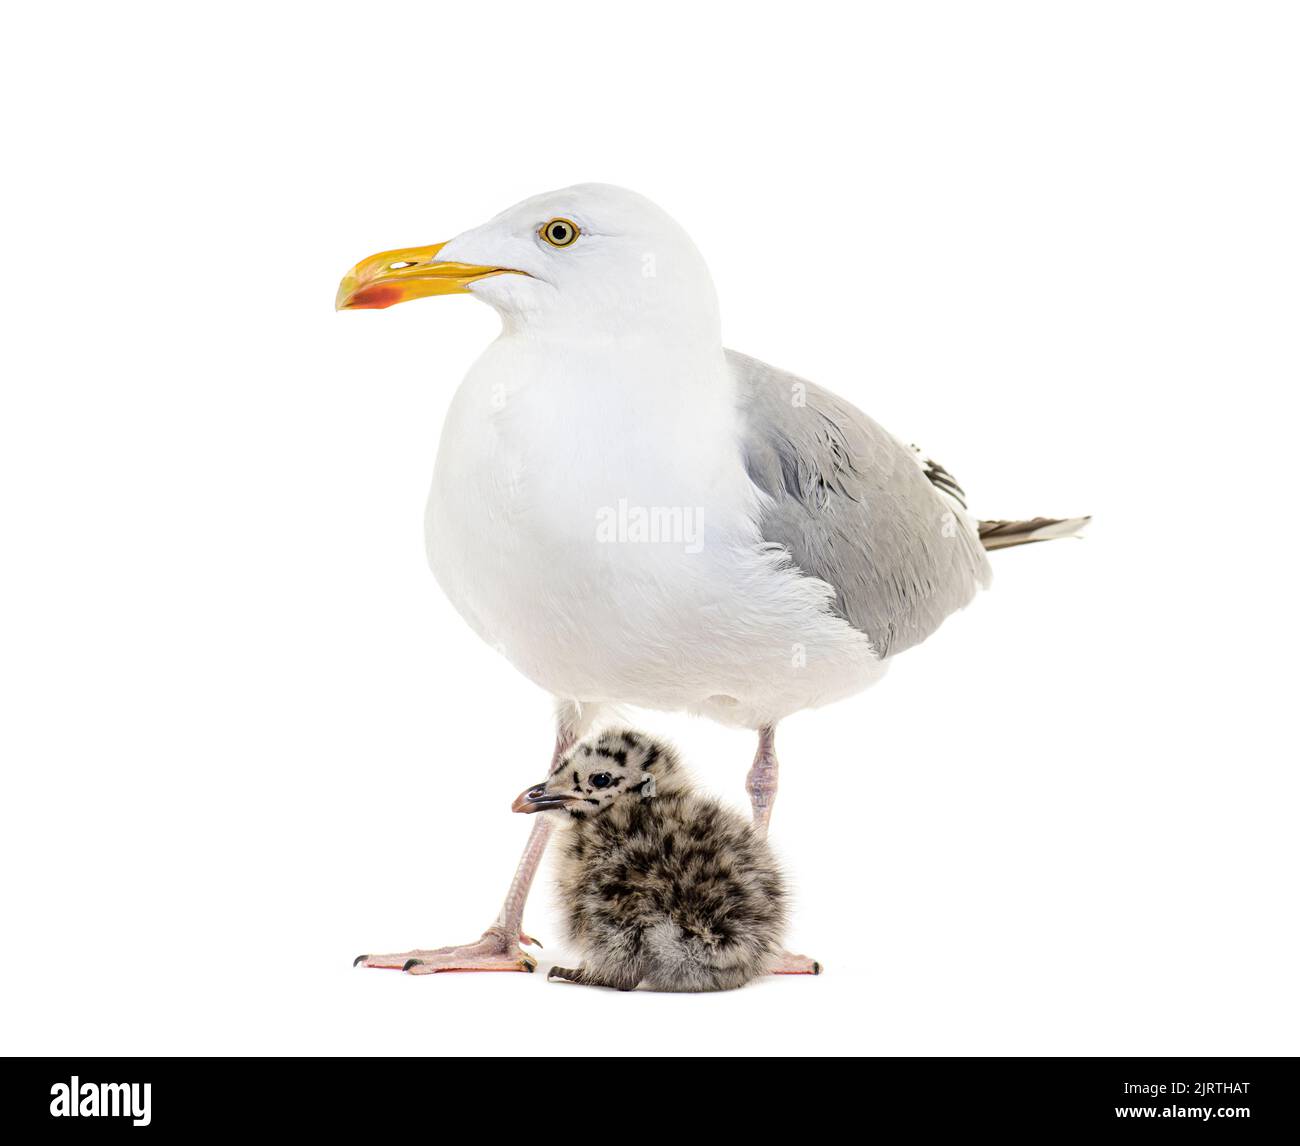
top-left (978, 515), bottom-right (1090, 551)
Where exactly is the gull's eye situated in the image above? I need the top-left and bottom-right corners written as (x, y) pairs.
top-left (590, 772), bottom-right (612, 789)
top-left (540, 218), bottom-right (579, 248)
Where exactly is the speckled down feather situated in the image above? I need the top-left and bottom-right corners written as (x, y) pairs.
top-left (539, 728), bottom-right (787, 992)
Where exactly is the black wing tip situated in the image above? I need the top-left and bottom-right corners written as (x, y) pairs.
top-left (914, 448), bottom-right (970, 509)
top-left (978, 515), bottom-right (1091, 549)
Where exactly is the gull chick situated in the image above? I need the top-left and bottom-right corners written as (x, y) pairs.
top-left (512, 729), bottom-right (790, 992)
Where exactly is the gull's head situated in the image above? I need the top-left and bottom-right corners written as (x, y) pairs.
top-left (336, 183), bottom-right (720, 340)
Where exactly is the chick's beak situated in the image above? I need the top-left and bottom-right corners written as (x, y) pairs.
top-left (511, 783), bottom-right (577, 815)
top-left (335, 241), bottom-right (525, 310)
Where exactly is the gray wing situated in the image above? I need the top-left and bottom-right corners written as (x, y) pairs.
top-left (731, 349), bottom-right (992, 658)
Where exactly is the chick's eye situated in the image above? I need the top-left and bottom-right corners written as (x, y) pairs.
top-left (590, 772), bottom-right (612, 789)
top-left (540, 218), bottom-right (579, 248)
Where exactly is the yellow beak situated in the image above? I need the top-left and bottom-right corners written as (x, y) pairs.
top-left (335, 241), bottom-right (525, 310)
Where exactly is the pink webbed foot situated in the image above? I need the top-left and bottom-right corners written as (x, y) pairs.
top-left (354, 925), bottom-right (541, 975)
top-left (771, 949), bottom-right (822, 975)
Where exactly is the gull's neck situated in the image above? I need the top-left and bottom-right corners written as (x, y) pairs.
top-left (499, 301), bottom-right (720, 349)
top-left (493, 333), bottom-right (730, 431)
top-left (483, 301), bottom-right (732, 420)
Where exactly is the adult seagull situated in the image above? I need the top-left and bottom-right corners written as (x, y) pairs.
top-left (339, 184), bottom-right (1087, 974)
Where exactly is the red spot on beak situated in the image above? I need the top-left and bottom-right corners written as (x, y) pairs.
top-left (348, 284), bottom-right (404, 309)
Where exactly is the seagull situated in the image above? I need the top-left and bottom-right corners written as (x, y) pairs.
top-left (338, 184), bottom-right (1087, 975)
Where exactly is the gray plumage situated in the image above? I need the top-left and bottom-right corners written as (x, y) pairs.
top-left (732, 349), bottom-right (1087, 657)
top-left (733, 349), bottom-right (992, 658)
top-left (519, 728), bottom-right (787, 992)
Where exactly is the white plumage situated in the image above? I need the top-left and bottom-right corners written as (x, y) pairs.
top-left (425, 185), bottom-right (893, 728)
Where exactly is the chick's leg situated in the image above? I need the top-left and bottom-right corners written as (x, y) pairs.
top-left (547, 964), bottom-right (642, 992)
top-left (355, 704), bottom-right (594, 974)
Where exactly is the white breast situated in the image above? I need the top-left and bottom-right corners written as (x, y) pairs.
top-left (426, 335), bottom-right (882, 727)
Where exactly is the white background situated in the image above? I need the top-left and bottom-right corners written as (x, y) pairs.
top-left (2, 1), bottom-right (1297, 1057)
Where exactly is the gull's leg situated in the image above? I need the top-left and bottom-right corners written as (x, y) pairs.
top-left (770, 949), bottom-right (822, 975)
top-left (355, 702), bottom-right (596, 975)
top-left (746, 722), bottom-right (822, 976)
top-left (745, 723), bottom-right (780, 837)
